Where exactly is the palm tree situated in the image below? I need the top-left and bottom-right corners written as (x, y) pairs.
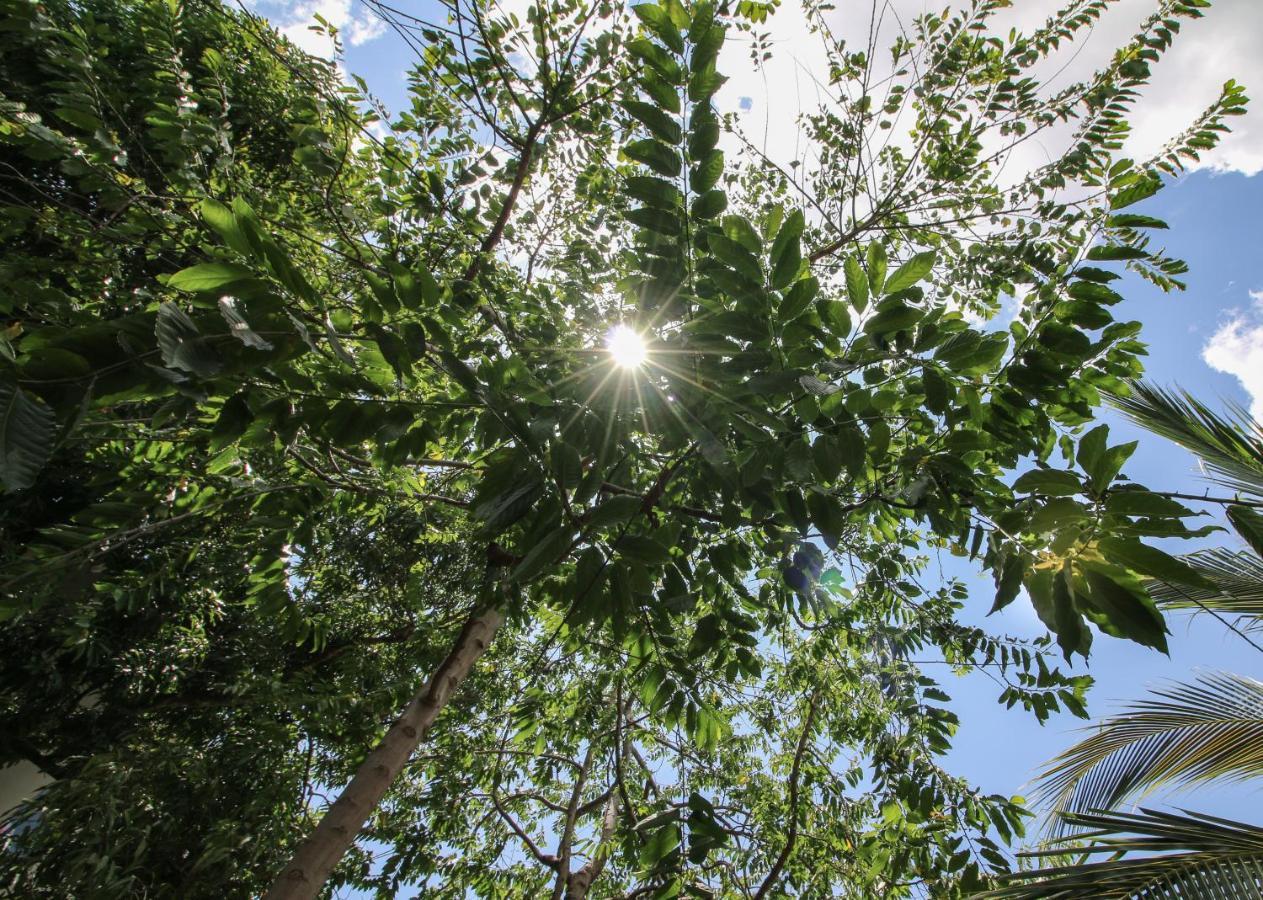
top-left (984, 382), bottom-right (1263, 898)
top-left (985, 808), bottom-right (1263, 898)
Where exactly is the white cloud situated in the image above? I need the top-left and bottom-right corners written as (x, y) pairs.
top-left (251, 0), bottom-right (385, 58)
top-left (1202, 290), bottom-right (1263, 422)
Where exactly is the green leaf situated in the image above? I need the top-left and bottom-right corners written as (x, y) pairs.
top-left (770, 210), bottom-right (804, 272)
top-left (617, 534), bottom-right (672, 565)
top-left (785, 440), bottom-right (812, 480)
top-left (210, 393), bottom-right (253, 451)
top-left (155, 303), bottom-right (222, 377)
top-left (812, 434), bottom-right (842, 482)
top-left (638, 69), bottom-right (682, 113)
top-left (818, 299), bottom-right (851, 337)
top-left (511, 524), bottom-right (573, 582)
top-left (807, 492), bottom-right (844, 548)
top-left (1038, 322), bottom-right (1092, 357)
top-left (370, 325), bottom-right (412, 379)
top-left (550, 442), bottom-right (583, 490)
top-left (625, 139), bottom-right (681, 177)
top-left (1226, 504), bottom-right (1263, 558)
top-left (1012, 469), bottom-right (1083, 497)
top-left (691, 23), bottom-right (725, 70)
top-left (881, 250), bottom-right (936, 295)
top-left (628, 38), bottom-right (683, 84)
top-left (1108, 213), bottom-right (1168, 229)
top-left (688, 613), bottom-right (721, 658)
top-left (1076, 425), bottom-right (1136, 492)
top-left (627, 207), bottom-right (682, 235)
top-left (1075, 266), bottom-right (1122, 283)
top-left (1078, 566), bottom-right (1168, 653)
top-left (200, 199), bottom-right (253, 257)
top-left (621, 99), bottom-right (682, 144)
top-left (1109, 172), bottom-right (1162, 209)
top-left (866, 243), bottom-right (888, 295)
top-left (632, 3), bottom-right (684, 52)
top-left (472, 469), bottom-right (544, 532)
top-left (1087, 244), bottom-right (1148, 262)
top-left (687, 112), bottom-right (719, 158)
top-left (990, 552), bottom-right (1027, 614)
top-left (922, 368), bottom-right (950, 414)
top-left (639, 822), bottom-right (681, 867)
top-left (586, 494), bottom-right (644, 530)
top-left (440, 351), bottom-right (483, 396)
top-left (863, 303), bottom-right (923, 336)
top-left (366, 271), bottom-right (400, 314)
top-left (1029, 498), bottom-right (1089, 534)
top-left (1104, 490), bottom-right (1193, 518)
top-left (688, 64), bottom-right (726, 103)
top-left (167, 262), bottom-right (256, 292)
top-left (0, 381), bottom-right (57, 492)
top-left (1075, 424), bottom-right (1108, 482)
top-left (1027, 566), bottom-right (1091, 658)
top-left (625, 175), bottom-right (682, 209)
top-left (845, 255), bottom-right (869, 311)
top-left (708, 233), bottom-right (762, 285)
top-left (1097, 537), bottom-right (1218, 591)
top-left (690, 149), bottom-right (723, 193)
top-left (1067, 281), bottom-right (1123, 305)
top-left (779, 277), bottom-right (818, 322)
top-left (690, 189), bottom-right (727, 220)
top-left (836, 424), bottom-right (866, 478)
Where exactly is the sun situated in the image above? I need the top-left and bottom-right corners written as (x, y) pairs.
top-left (606, 324), bottom-right (647, 369)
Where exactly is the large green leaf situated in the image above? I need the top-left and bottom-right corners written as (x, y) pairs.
top-left (166, 262), bottom-right (257, 292)
top-left (624, 139), bottom-right (681, 177)
top-left (881, 250), bottom-right (936, 295)
top-left (155, 302), bottom-right (223, 377)
top-left (0, 381), bottom-right (57, 492)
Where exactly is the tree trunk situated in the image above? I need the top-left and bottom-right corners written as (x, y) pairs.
top-left (265, 606), bottom-right (504, 900)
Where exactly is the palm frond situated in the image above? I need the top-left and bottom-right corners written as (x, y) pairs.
top-left (1146, 548), bottom-right (1263, 631)
top-left (1034, 672), bottom-right (1263, 834)
top-left (979, 808), bottom-right (1263, 898)
top-left (1111, 382), bottom-right (1263, 500)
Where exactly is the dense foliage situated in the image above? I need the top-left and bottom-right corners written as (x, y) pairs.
top-left (0, 0), bottom-right (1248, 896)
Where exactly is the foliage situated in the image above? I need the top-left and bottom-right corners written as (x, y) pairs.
top-left (0, 0), bottom-right (1250, 895)
top-left (999, 385), bottom-right (1263, 897)
top-left (1034, 671), bottom-right (1263, 829)
top-left (1112, 382), bottom-right (1263, 502)
top-left (983, 808), bottom-right (1263, 899)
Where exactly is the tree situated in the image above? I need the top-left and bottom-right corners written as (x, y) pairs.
top-left (986, 384), bottom-right (1263, 898)
top-left (0, 0), bottom-right (1249, 896)
top-left (0, 0), bottom-right (481, 893)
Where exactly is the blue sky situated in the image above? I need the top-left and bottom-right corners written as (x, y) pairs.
top-left (258, 0), bottom-right (1263, 861)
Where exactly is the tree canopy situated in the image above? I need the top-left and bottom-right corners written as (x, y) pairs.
top-left (0, 0), bottom-right (1249, 896)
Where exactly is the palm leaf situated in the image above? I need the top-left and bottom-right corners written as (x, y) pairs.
top-left (979, 808), bottom-right (1263, 898)
top-left (1034, 672), bottom-right (1263, 834)
top-left (1145, 548), bottom-right (1263, 631)
top-left (1110, 381), bottom-right (1263, 500)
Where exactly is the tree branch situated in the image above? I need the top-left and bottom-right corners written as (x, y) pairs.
top-left (753, 692), bottom-right (820, 900)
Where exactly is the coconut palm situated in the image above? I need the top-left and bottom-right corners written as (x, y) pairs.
top-left (983, 382), bottom-right (1263, 898)
top-left (985, 808), bottom-right (1263, 898)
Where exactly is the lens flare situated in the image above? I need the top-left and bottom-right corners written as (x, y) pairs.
top-left (606, 324), bottom-right (647, 369)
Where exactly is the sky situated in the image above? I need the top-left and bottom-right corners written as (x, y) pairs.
top-left (244, 0), bottom-right (1263, 859)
